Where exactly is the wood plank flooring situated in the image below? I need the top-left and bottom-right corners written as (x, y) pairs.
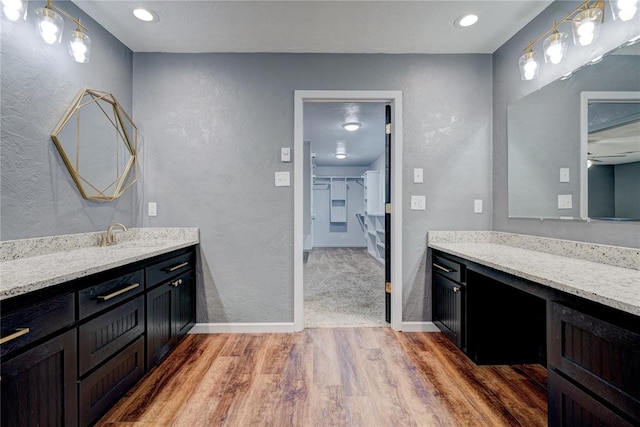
top-left (97, 329), bottom-right (547, 426)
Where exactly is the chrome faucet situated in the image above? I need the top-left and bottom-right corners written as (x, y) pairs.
top-left (100, 223), bottom-right (128, 247)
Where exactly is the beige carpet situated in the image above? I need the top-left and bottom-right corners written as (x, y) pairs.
top-left (304, 247), bottom-right (387, 328)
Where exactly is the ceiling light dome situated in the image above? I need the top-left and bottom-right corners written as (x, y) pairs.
top-left (342, 122), bottom-right (360, 132)
top-left (335, 153), bottom-right (347, 159)
top-left (133, 7), bottom-right (158, 23)
top-left (454, 14), bottom-right (478, 28)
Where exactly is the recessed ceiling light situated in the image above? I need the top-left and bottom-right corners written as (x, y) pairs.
top-left (342, 122), bottom-right (360, 132)
top-left (133, 8), bottom-right (158, 23)
top-left (454, 14), bottom-right (479, 28)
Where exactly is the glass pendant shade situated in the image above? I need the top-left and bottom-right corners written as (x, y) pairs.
top-left (69, 30), bottom-right (91, 63)
top-left (2, 0), bottom-right (27, 21)
top-left (611, 0), bottom-right (638, 21)
top-left (35, 7), bottom-right (63, 44)
top-left (572, 8), bottom-right (602, 46)
top-left (519, 51), bottom-right (539, 81)
top-left (543, 31), bottom-right (568, 64)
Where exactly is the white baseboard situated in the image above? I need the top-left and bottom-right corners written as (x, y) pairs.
top-left (190, 322), bottom-right (296, 334)
top-left (190, 322), bottom-right (439, 334)
top-left (311, 244), bottom-right (367, 248)
top-left (400, 321), bottom-right (441, 332)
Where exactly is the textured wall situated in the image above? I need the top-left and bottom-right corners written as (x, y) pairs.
top-left (1, 1), bottom-right (135, 240)
top-left (133, 53), bottom-right (493, 323)
top-left (493, 0), bottom-right (640, 247)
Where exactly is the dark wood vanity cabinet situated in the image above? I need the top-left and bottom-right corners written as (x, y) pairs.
top-left (0, 245), bottom-right (197, 427)
top-left (432, 253), bottom-right (466, 350)
top-left (146, 251), bottom-right (196, 368)
top-left (548, 301), bottom-right (640, 426)
top-left (430, 248), bottom-right (640, 426)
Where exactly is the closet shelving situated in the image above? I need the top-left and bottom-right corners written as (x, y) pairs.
top-left (313, 176), bottom-right (363, 224)
top-left (362, 170), bottom-right (385, 264)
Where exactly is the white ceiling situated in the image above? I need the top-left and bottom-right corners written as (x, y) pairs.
top-left (304, 102), bottom-right (386, 166)
top-left (73, 0), bottom-right (554, 54)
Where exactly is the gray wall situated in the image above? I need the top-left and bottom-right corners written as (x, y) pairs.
top-left (0, 0), bottom-right (135, 240)
top-left (493, 0), bottom-right (640, 247)
top-left (133, 53), bottom-right (493, 323)
top-left (588, 165), bottom-right (615, 218)
top-left (616, 162), bottom-right (640, 218)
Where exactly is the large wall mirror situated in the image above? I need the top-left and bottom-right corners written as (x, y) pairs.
top-left (581, 91), bottom-right (640, 220)
top-left (51, 89), bottom-right (138, 202)
top-left (508, 40), bottom-right (640, 220)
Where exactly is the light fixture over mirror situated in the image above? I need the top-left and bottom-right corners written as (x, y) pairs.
top-left (517, 0), bottom-right (637, 81)
top-left (51, 89), bottom-right (138, 202)
top-left (2, 0), bottom-right (92, 63)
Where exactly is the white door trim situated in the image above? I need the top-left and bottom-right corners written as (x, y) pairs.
top-left (294, 90), bottom-right (403, 331)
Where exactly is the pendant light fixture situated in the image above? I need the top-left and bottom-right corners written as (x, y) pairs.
top-left (3, 0), bottom-right (92, 63)
top-left (518, 47), bottom-right (539, 81)
top-left (543, 22), bottom-right (568, 64)
top-left (2, 0), bottom-right (27, 21)
top-left (518, 0), bottom-right (611, 81)
top-left (571, 6), bottom-right (603, 46)
top-left (610, 0), bottom-right (639, 21)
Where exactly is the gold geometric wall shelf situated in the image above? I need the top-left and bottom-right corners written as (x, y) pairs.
top-left (51, 88), bottom-right (138, 201)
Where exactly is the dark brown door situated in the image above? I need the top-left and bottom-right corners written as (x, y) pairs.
top-left (385, 104), bottom-right (392, 323)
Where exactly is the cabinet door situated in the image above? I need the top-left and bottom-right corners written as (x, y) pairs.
top-left (146, 282), bottom-right (175, 368)
top-left (432, 273), bottom-right (464, 349)
top-left (174, 271), bottom-right (195, 340)
top-left (1, 329), bottom-right (78, 427)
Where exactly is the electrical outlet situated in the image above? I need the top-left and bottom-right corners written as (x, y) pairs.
top-left (148, 202), bottom-right (157, 217)
top-left (558, 194), bottom-right (572, 209)
top-left (411, 195), bottom-right (426, 210)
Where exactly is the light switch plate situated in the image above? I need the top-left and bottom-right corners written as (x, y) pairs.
top-left (474, 199), bottom-right (483, 213)
top-left (281, 147), bottom-right (291, 162)
top-left (560, 168), bottom-right (570, 183)
top-left (275, 171), bottom-right (290, 187)
top-left (148, 202), bottom-right (157, 217)
top-left (413, 168), bottom-right (424, 184)
top-left (411, 195), bottom-right (426, 210)
top-left (558, 194), bottom-right (572, 209)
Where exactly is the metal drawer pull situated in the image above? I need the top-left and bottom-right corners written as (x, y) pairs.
top-left (97, 283), bottom-right (140, 301)
top-left (453, 286), bottom-right (460, 293)
top-left (433, 263), bottom-right (455, 273)
top-left (166, 261), bottom-right (189, 272)
top-left (170, 279), bottom-right (183, 287)
top-left (0, 328), bottom-right (30, 345)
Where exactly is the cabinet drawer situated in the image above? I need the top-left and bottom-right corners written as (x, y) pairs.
top-left (79, 270), bottom-right (144, 319)
top-left (548, 369), bottom-right (636, 427)
top-left (146, 251), bottom-right (194, 288)
top-left (549, 302), bottom-right (640, 422)
top-left (79, 336), bottom-right (145, 427)
top-left (78, 295), bottom-right (145, 376)
top-left (432, 253), bottom-right (463, 283)
top-left (1, 293), bottom-right (75, 358)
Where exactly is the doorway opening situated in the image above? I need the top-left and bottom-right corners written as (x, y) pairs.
top-left (303, 102), bottom-right (387, 327)
top-left (293, 90), bottom-right (403, 331)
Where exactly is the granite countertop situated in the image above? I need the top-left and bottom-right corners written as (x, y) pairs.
top-left (428, 231), bottom-right (640, 317)
top-left (0, 228), bottom-right (199, 300)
